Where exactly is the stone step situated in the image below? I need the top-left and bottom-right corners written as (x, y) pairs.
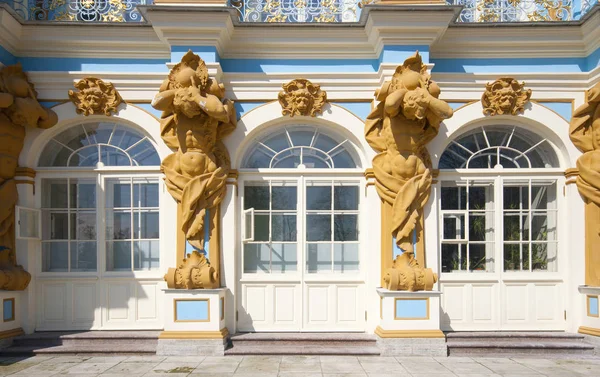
top-left (230, 332), bottom-right (377, 341)
top-left (447, 340), bottom-right (595, 357)
top-left (2, 331), bottom-right (160, 356)
top-left (446, 332), bottom-right (586, 341)
top-left (225, 345), bottom-right (381, 356)
top-left (0, 344), bottom-right (157, 356)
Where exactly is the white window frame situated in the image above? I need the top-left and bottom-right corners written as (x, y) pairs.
top-left (16, 206), bottom-right (42, 240)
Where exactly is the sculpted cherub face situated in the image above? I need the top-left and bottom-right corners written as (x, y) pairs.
top-left (495, 86), bottom-right (517, 113)
top-left (81, 85), bottom-right (105, 111)
top-left (402, 88), bottom-right (430, 120)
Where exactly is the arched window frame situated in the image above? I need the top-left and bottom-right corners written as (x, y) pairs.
top-left (437, 124), bottom-right (563, 277)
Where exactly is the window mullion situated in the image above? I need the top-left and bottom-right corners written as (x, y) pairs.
top-left (130, 177), bottom-right (134, 272)
top-left (67, 178), bottom-right (71, 272)
top-left (528, 179), bottom-right (533, 272)
top-left (465, 179), bottom-right (470, 271)
top-left (330, 181), bottom-right (334, 272)
top-left (269, 181), bottom-right (273, 273)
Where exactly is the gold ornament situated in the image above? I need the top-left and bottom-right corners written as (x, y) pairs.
top-left (0, 64), bottom-right (58, 290)
top-left (383, 253), bottom-right (437, 291)
top-left (365, 51), bottom-right (452, 291)
top-left (481, 77), bottom-right (531, 116)
top-left (569, 82), bottom-right (600, 286)
top-left (68, 77), bottom-right (123, 116)
top-left (164, 250), bottom-right (218, 289)
top-left (278, 78), bottom-right (327, 117)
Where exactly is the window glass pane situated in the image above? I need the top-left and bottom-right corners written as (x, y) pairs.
top-left (291, 130), bottom-right (316, 146)
top-left (43, 212), bottom-right (68, 240)
top-left (306, 243), bottom-right (332, 273)
top-left (334, 186), bottom-right (359, 210)
top-left (108, 181), bottom-right (132, 208)
top-left (334, 214), bottom-right (358, 241)
top-left (271, 243), bottom-right (297, 273)
top-left (101, 146), bottom-right (131, 166)
top-left (334, 244), bottom-right (359, 272)
top-left (313, 133), bottom-right (338, 152)
top-left (106, 241), bottom-right (132, 271)
top-left (244, 149), bottom-right (272, 168)
top-left (306, 215), bottom-right (331, 241)
top-left (70, 241), bottom-right (97, 271)
top-left (244, 186), bottom-right (269, 210)
top-left (272, 186), bottom-right (297, 210)
top-left (113, 129), bottom-right (143, 150)
top-left (134, 240), bottom-right (160, 270)
top-left (71, 212), bottom-right (97, 240)
top-left (38, 140), bottom-right (71, 167)
top-left (70, 146), bottom-right (100, 167)
top-left (43, 180), bottom-right (68, 208)
top-left (42, 242), bottom-right (68, 272)
top-left (134, 181), bottom-right (159, 208)
top-left (441, 243), bottom-right (467, 272)
top-left (85, 122), bottom-right (113, 144)
top-left (532, 243), bottom-right (549, 271)
top-left (128, 139), bottom-right (157, 166)
top-left (302, 154), bottom-right (330, 168)
top-left (441, 184), bottom-right (466, 210)
top-left (503, 214), bottom-right (524, 241)
top-left (254, 214), bottom-right (269, 242)
top-left (306, 186), bottom-right (331, 210)
top-left (443, 214), bottom-right (465, 240)
top-left (469, 213), bottom-right (493, 242)
top-left (106, 211), bottom-right (131, 240)
top-left (272, 154), bottom-right (301, 168)
top-left (244, 243), bottom-right (270, 273)
top-left (332, 150), bottom-right (355, 169)
top-left (504, 243), bottom-right (522, 271)
top-left (468, 244), bottom-right (487, 271)
top-left (263, 133), bottom-right (290, 152)
top-left (503, 184), bottom-right (529, 210)
top-left (134, 212), bottom-right (160, 239)
top-left (272, 214), bottom-right (297, 242)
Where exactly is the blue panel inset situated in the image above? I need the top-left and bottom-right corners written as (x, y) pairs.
top-left (0, 45), bottom-right (16, 66)
top-left (589, 296), bottom-right (599, 317)
top-left (171, 46), bottom-right (220, 64)
top-left (448, 102), bottom-right (469, 111)
top-left (332, 102), bottom-right (372, 121)
top-left (20, 57), bottom-right (168, 73)
top-left (235, 102), bottom-right (265, 118)
top-left (176, 300), bottom-right (209, 321)
top-left (134, 103), bottom-right (163, 119)
top-left (380, 45), bottom-right (430, 64)
top-left (3, 299), bottom-right (14, 322)
top-left (431, 57), bottom-right (587, 74)
top-left (395, 299), bottom-right (428, 319)
top-left (540, 102), bottom-right (573, 121)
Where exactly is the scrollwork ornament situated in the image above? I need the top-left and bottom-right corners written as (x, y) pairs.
top-left (278, 78), bottom-right (327, 117)
top-left (68, 77), bottom-right (123, 117)
top-left (164, 251), bottom-right (218, 289)
top-left (481, 77), bottom-right (532, 116)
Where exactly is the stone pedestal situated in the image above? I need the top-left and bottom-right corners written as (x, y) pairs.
top-left (157, 288), bottom-right (229, 355)
top-left (375, 288), bottom-right (446, 356)
top-left (578, 285), bottom-right (600, 338)
top-left (0, 291), bottom-right (24, 349)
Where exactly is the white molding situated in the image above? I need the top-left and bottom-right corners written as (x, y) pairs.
top-left (0, 8), bottom-right (22, 55)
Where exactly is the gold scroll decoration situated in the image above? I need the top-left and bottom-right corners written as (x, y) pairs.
top-left (481, 77), bottom-right (531, 116)
top-left (68, 77), bottom-right (123, 116)
top-left (0, 64), bottom-right (58, 290)
top-left (569, 82), bottom-right (600, 286)
top-left (152, 50), bottom-right (236, 289)
top-left (278, 78), bottom-right (327, 117)
top-left (365, 52), bottom-right (453, 291)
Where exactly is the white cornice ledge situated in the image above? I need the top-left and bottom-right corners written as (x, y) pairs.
top-left (0, 7), bottom-right (22, 55)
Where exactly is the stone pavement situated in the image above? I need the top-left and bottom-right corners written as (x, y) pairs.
top-left (0, 354), bottom-right (599, 376)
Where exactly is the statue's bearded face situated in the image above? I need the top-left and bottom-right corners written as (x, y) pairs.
top-left (82, 87), bottom-right (105, 111)
top-left (293, 90), bottom-right (312, 113)
top-left (495, 86), bottom-right (517, 113)
top-left (402, 89), bottom-right (429, 120)
top-left (173, 87), bottom-right (202, 118)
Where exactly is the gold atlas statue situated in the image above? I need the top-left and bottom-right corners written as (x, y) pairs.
top-left (570, 82), bottom-right (600, 286)
top-left (152, 50), bottom-right (237, 289)
top-left (365, 52), bottom-right (453, 291)
top-left (0, 64), bottom-right (58, 290)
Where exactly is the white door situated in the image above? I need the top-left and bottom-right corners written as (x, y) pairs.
top-left (238, 176), bottom-right (365, 332)
top-left (436, 125), bottom-right (565, 331)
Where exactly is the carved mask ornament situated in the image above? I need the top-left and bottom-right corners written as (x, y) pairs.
top-left (278, 78), bottom-right (327, 117)
top-left (68, 77), bottom-right (123, 116)
top-left (482, 77), bottom-right (531, 116)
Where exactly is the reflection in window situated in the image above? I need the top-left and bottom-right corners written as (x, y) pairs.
top-left (38, 122), bottom-right (160, 167)
top-left (439, 126), bottom-right (559, 169)
top-left (242, 126), bottom-right (358, 169)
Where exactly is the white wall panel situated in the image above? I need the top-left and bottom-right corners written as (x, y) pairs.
top-left (136, 283), bottom-right (158, 321)
top-left (505, 284), bottom-right (528, 322)
top-left (307, 285), bottom-right (329, 323)
top-left (472, 284), bottom-right (494, 321)
top-left (274, 285), bottom-right (296, 323)
top-left (337, 286), bottom-right (358, 323)
top-left (42, 283), bottom-right (66, 322)
top-left (72, 284), bottom-right (96, 323)
top-left (106, 283), bottom-right (130, 321)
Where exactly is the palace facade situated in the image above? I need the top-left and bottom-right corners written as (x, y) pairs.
top-left (0, 0), bottom-right (599, 355)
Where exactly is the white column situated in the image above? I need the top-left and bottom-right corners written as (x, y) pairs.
top-left (364, 177), bottom-right (382, 333)
top-left (221, 182), bottom-right (237, 333)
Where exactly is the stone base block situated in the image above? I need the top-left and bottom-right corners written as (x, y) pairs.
top-left (376, 337), bottom-right (447, 356)
top-left (157, 338), bottom-right (228, 356)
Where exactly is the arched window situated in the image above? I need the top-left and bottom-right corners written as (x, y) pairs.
top-left (38, 122), bottom-right (161, 274)
top-left (242, 125), bottom-right (359, 169)
top-left (38, 122), bottom-right (160, 168)
top-left (439, 125), bottom-right (559, 169)
top-left (438, 125), bottom-right (560, 275)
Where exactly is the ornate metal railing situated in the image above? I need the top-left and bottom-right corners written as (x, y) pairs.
top-left (0, 0), bottom-right (597, 23)
top-left (0, 0), bottom-right (150, 22)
